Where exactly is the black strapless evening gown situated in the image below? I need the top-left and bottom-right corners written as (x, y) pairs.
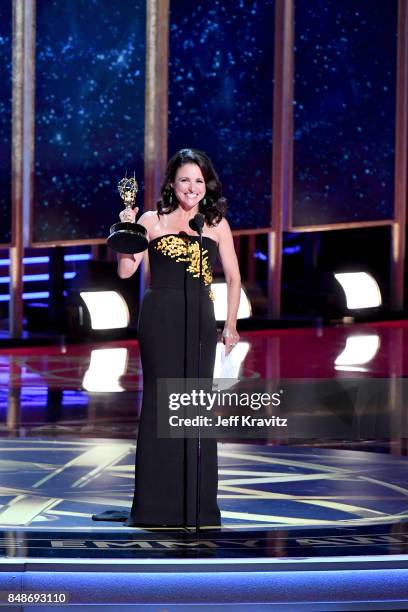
top-left (125, 233), bottom-right (220, 527)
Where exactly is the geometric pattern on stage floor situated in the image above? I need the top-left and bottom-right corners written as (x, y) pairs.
top-left (0, 438), bottom-right (407, 531)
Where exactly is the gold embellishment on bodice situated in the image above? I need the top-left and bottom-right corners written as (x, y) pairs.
top-left (154, 235), bottom-right (213, 291)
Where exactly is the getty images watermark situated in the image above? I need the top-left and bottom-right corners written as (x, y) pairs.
top-left (157, 377), bottom-right (406, 440)
top-left (168, 388), bottom-right (287, 428)
top-left (156, 378), bottom-right (288, 439)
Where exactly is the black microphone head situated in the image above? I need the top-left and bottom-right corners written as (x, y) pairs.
top-left (189, 213), bottom-right (205, 234)
top-left (194, 213), bottom-right (205, 229)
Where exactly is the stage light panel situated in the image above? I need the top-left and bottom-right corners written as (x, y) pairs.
top-left (79, 291), bottom-right (129, 330)
top-left (334, 272), bottom-right (382, 309)
top-left (334, 334), bottom-right (380, 367)
top-left (211, 283), bottom-right (252, 321)
top-left (82, 348), bottom-right (128, 392)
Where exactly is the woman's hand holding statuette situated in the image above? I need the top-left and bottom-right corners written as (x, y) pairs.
top-left (119, 207), bottom-right (138, 223)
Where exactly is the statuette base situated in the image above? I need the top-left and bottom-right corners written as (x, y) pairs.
top-left (107, 222), bottom-right (148, 254)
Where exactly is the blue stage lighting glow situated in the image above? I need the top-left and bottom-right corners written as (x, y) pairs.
top-left (283, 245), bottom-right (302, 255)
top-left (22, 388), bottom-right (48, 395)
top-left (64, 254), bottom-right (91, 262)
top-left (0, 272), bottom-right (76, 284)
top-left (0, 254), bottom-right (91, 267)
top-left (0, 565), bottom-right (406, 607)
top-left (62, 390), bottom-right (89, 405)
top-left (0, 292), bottom-right (49, 302)
top-left (23, 291), bottom-right (49, 300)
top-left (22, 256), bottom-right (49, 264)
top-left (0, 388), bottom-right (90, 410)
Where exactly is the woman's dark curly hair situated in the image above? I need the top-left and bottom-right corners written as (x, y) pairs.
top-left (157, 148), bottom-right (227, 226)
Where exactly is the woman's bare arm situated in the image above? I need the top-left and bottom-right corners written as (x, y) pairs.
top-left (216, 218), bottom-right (241, 354)
top-left (117, 250), bottom-right (146, 279)
top-left (116, 211), bottom-right (155, 278)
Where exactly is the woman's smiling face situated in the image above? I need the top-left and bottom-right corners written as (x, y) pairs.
top-left (171, 163), bottom-right (206, 210)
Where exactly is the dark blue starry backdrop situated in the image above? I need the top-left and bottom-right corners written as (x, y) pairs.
top-left (33, 0), bottom-right (145, 243)
top-left (0, 0), bottom-right (12, 245)
top-left (293, 0), bottom-right (397, 227)
top-left (168, 0), bottom-right (275, 230)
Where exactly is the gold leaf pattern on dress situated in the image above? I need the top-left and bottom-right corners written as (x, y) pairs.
top-left (155, 235), bottom-right (213, 288)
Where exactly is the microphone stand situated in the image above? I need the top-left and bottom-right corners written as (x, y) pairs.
top-left (195, 227), bottom-right (203, 539)
top-left (188, 213), bottom-right (204, 540)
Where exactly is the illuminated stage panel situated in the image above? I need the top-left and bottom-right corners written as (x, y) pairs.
top-left (168, 1), bottom-right (275, 230)
top-left (0, 0), bottom-right (11, 245)
top-left (293, 0), bottom-right (397, 226)
top-left (33, 0), bottom-right (145, 243)
top-left (0, 563), bottom-right (408, 609)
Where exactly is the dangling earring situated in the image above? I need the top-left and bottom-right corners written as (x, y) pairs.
top-left (202, 197), bottom-right (207, 207)
top-left (169, 190), bottom-right (173, 205)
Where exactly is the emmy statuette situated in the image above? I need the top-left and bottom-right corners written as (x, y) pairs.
top-left (107, 174), bottom-right (148, 254)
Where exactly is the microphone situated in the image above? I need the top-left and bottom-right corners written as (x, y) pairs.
top-left (189, 213), bottom-right (205, 235)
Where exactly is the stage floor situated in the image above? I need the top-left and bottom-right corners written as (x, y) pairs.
top-left (0, 323), bottom-right (408, 608)
top-left (0, 440), bottom-right (407, 561)
top-left (1, 439), bottom-right (408, 532)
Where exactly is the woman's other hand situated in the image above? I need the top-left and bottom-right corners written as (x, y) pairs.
top-left (222, 325), bottom-right (240, 356)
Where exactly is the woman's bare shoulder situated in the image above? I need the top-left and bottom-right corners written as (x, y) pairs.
top-left (138, 210), bottom-right (157, 221)
top-left (138, 210), bottom-right (158, 227)
top-left (212, 217), bottom-right (231, 236)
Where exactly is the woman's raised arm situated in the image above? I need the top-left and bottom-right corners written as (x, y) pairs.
top-left (116, 210), bottom-right (154, 278)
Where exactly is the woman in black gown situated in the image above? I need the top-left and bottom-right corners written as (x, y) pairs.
top-left (117, 149), bottom-right (241, 528)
